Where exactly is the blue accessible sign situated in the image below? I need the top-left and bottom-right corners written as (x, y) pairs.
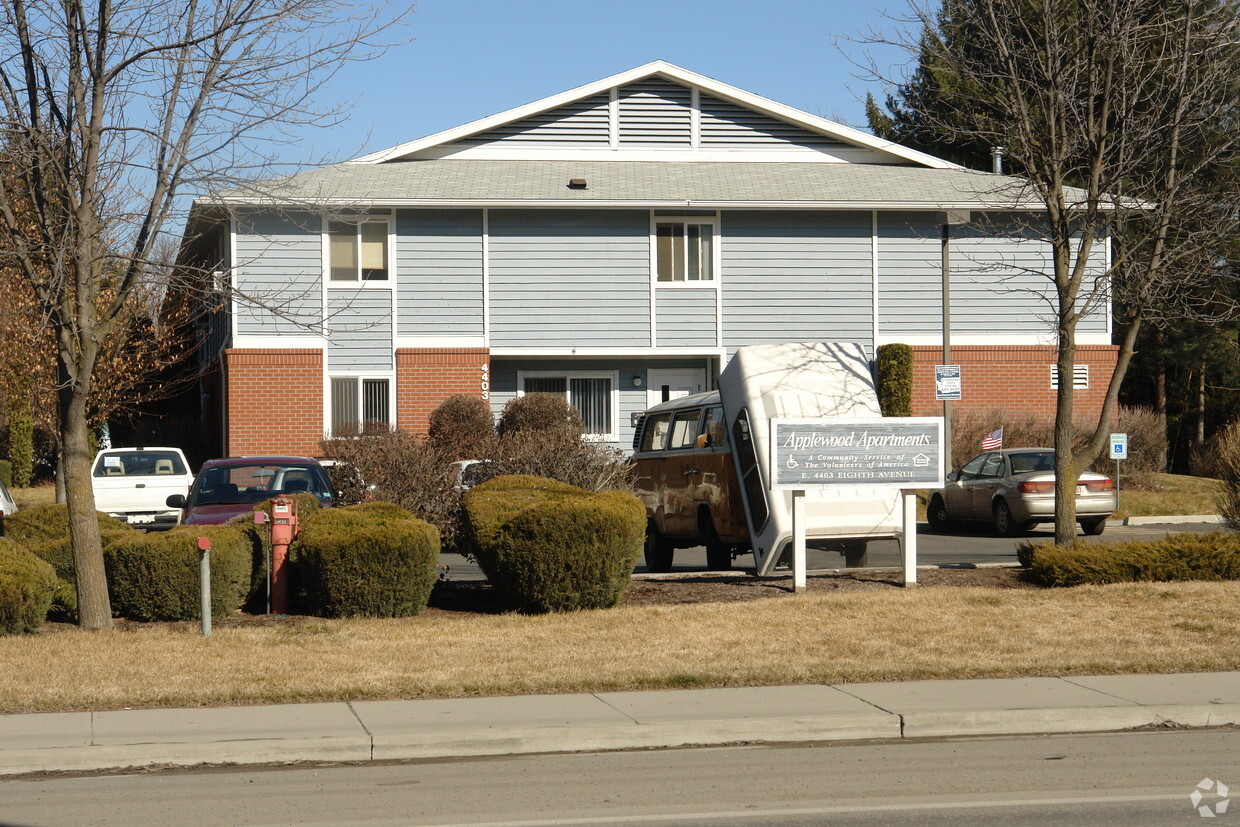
top-left (1110, 433), bottom-right (1128, 460)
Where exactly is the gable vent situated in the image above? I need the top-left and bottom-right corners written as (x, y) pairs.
top-left (466, 93), bottom-right (610, 146)
top-left (618, 78), bottom-right (692, 146)
top-left (700, 94), bottom-right (844, 148)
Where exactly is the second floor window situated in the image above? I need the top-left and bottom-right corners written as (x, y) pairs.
top-left (329, 220), bottom-right (389, 282)
top-left (656, 220), bottom-right (714, 282)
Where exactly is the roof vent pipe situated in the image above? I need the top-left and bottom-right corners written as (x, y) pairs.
top-left (991, 146), bottom-right (1005, 175)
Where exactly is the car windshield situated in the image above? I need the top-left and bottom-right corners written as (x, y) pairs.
top-left (192, 464), bottom-right (331, 505)
top-left (1008, 451), bottom-right (1056, 475)
top-left (93, 450), bottom-right (187, 477)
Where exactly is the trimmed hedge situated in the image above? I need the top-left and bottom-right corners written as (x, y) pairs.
top-left (0, 459), bottom-right (11, 488)
top-left (1021, 533), bottom-right (1240, 587)
top-left (3, 504), bottom-right (133, 547)
top-left (0, 537), bottom-right (57, 634)
top-left (461, 474), bottom-right (644, 613)
top-left (26, 528), bottom-right (136, 619)
top-left (294, 501), bottom-right (439, 618)
top-left (876, 343), bottom-right (914, 417)
top-left (104, 526), bottom-right (253, 621)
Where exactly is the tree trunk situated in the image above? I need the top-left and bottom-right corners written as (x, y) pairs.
top-left (55, 448), bottom-right (66, 504)
top-left (1154, 330), bottom-right (1168, 472)
top-left (1196, 362), bottom-right (1206, 448)
top-left (60, 371), bottom-right (112, 629)
top-left (1054, 321), bottom-right (1079, 546)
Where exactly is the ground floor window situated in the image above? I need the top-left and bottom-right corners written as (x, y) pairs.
top-left (518, 372), bottom-right (617, 440)
top-left (330, 376), bottom-right (391, 435)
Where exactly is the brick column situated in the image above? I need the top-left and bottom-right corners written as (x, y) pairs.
top-left (225, 349), bottom-right (324, 457)
top-left (396, 348), bottom-right (491, 436)
top-left (909, 344), bottom-right (1119, 421)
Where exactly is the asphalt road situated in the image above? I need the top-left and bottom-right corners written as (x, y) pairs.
top-left (2, 730), bottom-right (1234, 825)
top-left (439, 520), bottom-right (1224, 580)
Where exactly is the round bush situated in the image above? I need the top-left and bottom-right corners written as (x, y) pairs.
top-left (0, 537), bottom-right (57, 634)
top-left (294, 502), bottom-right (440, 618)
top-left (496, 394), bottom-right (583, 438)
top-left (462, 474), bottom-right (645, 613)
top-left (104, 526), bottom-right (253, 621)
top-left (428, 395), bottom-right (495, 460)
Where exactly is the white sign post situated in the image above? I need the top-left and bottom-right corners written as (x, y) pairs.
top-left (1110, 432), bottom-right (1128, 511)
top-left (771, 418), bottom-right (945, 590)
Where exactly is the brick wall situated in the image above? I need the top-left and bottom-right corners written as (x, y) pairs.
top-left (225, 349), bottom-right (323, 456)
top-left (396, 348), bottom-right (491, 436)
top-left (910, 345), bottom-right (1119, 421)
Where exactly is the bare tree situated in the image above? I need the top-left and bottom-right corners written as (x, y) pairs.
top-left (862, 0), bottom-right (1239, 544)
top-left (0, 0), bottom-right (404, 628)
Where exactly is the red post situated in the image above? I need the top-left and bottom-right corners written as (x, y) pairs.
top-left (269, 496), bottom-right (299, 614)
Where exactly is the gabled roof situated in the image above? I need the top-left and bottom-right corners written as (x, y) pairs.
top-left (351, 61), bottom-right (960, 170)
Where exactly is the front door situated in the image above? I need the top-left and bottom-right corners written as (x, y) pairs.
top-left (646, 369), bottom-right (706, 409)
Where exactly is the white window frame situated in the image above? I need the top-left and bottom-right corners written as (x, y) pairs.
top-left (323, 213), bottom-right (395, 287)
top-left (651, 215), bottom-right (718, 286)
top-left (515, 370), bottom-right (621, 442)
top-left (326, 374), bottom-right (396, 437)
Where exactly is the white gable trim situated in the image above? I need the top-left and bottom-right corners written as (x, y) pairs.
top-left (352, 61), bottom-right (960, 170)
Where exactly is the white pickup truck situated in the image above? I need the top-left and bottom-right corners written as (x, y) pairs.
top-left (90, 447), bottom-right (194, 530)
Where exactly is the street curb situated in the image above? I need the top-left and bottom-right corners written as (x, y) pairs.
top-left (1, 700), bottom-right (1235, 777)
top-left (1122, 514), bottom-right (1222, 526)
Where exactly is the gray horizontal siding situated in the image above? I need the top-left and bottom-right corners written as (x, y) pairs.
top-left (234, 211), bottom-right (322, 335)
top-left (396, 210), bottom-right (484, 337)
top-left (327, 290), bottom-right (392, 371)
top-left (721, 211), bottom-right (874, 349)
top-left (465, 94), bottom-right (610, 146)
top-left (700, 94), bottom-right (845, 149)
top-left (619, 79), bottom-right (691, 146)
top-left (656, 288), bottom-right (717, 347)
top-left (878, 212), bottom-right (1107, 337)
top-left (488, 210), bottom-right (651, 347)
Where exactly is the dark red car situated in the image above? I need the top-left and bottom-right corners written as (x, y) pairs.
top-left (167, 456), bottom-right (334, 525)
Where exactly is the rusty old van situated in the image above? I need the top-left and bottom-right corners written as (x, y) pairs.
top-left (633, 342), bottom-right (903, 574)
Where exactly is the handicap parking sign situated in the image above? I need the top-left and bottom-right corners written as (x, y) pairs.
top-left (1110, 433), bottom-right (1128, 460)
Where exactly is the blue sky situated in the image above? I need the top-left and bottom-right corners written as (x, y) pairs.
top-left (297, 0), bottom-right (916, 164)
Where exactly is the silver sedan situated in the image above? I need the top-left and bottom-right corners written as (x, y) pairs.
top-left (927, 448), bottom-right (1116, 537)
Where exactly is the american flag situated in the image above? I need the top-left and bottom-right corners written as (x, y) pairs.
top-left (981, 427), bottom-right (1004, 450)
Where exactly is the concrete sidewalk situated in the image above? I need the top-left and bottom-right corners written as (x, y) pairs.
top-left (1, 672), bottom-right (1236, 776)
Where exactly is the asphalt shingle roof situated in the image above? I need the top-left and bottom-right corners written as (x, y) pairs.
top-left (216, 160), bottom-right (1051, 210)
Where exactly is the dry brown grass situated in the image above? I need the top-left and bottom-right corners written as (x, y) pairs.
top-left (3, 581), bottom-right (1237, 714)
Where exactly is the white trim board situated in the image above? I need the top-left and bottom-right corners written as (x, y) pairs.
top-left (351, 61), bottom-right (960, 170)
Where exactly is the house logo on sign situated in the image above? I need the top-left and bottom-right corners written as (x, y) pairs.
top-left (913, 453), bottom-right (930, 467)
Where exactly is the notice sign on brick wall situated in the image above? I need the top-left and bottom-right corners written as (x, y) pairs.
top-left (770, 418), bottom-right (945, 490)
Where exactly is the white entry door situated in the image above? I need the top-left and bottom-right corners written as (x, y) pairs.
top-left (646, 368), bottom-right (707, 409)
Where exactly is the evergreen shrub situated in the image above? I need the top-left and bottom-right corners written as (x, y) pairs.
top-left (27, 528), bottom-right (134, 619)
top-left (2, 503), bottom-right (132, 547)
top-left (0, 459), bottom-right (11, 487)
top-left (104, 526), bottom-right (253, 621)
top-left (1023, 533), bottom-right (1240, 586)
top-left (0, 537), bottom-right (56, 634)
top-left (294, 501), bottom-right (439, 618)
top-left (461, 474), bottom-right (644, 613)
top-left (876, 343), bottom-right (914, 417)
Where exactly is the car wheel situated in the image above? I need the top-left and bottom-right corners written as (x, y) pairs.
top-left (926, 495), bottom-right (952, 532)
top-left (644, 522), bottom-right (675, 573)
top-left (1080, 516), bottom-right (1107, 536)
top-left (699, 511), bottom-right (732, 571)
top-left (993, 500), bottom-right (1025, 537)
